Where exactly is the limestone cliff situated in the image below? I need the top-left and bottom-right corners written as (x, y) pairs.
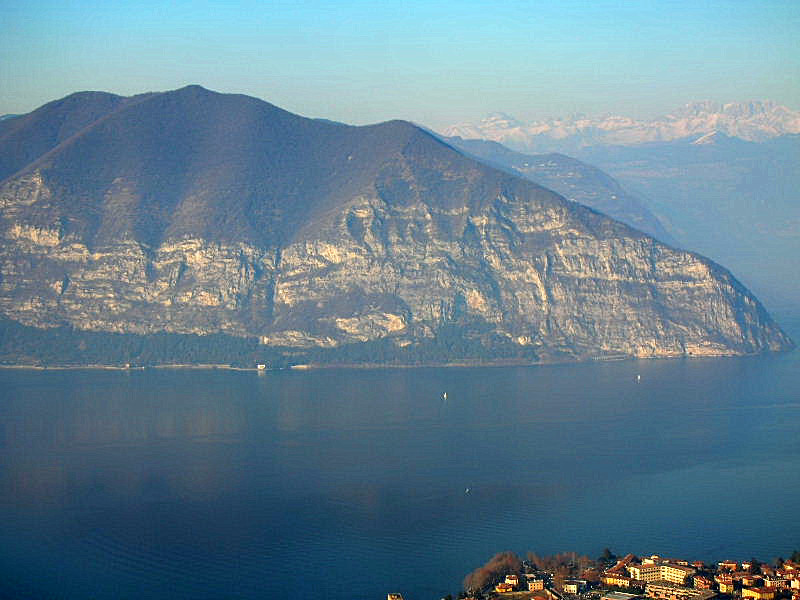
top-left (0, 87), bottom-right (792, 363)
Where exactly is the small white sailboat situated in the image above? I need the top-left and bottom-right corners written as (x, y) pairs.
top-left (636, 374), bottom-right (641, 383)
top-left (442, 392), bottom-right (447, 401)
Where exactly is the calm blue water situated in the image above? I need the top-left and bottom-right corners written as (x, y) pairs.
top-left (1, 340), bottom-right (799, 598)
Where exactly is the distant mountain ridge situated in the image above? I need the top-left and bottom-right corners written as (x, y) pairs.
top-left (442, 101), bottom-right (800, 153)
top-left (576, 132), bottom-right (800, 313)
top-left (0, 86), bottom-right (792, 365)
top-left (440, 135), bottom-right (675, 245)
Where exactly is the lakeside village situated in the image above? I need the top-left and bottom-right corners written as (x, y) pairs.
top-left (389, 549), bottom-right (800, 600)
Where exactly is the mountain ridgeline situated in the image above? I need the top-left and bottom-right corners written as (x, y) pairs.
top-left (0, 86), bottom-right (792, 365)
top-left (439, 135), bottom-right (676, 245)
top-left (443, 101), bottom-right (800, 154)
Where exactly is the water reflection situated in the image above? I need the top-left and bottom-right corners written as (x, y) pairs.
top-left (0, 354), bottom-right (798, 599)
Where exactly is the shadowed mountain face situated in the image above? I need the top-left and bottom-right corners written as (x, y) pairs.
top-left (0, 91), bottom-right (139, 182)
top-left (1, 86), bottom-right (419, 249)
top-left (0, 86), bottom-right (792, 364)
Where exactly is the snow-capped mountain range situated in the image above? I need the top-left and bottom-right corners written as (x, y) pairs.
top-left (442, 101), bottom-right (800, 152)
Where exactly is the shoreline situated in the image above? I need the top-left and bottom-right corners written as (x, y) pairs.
top-left (0, 363), bottom-right (262, 372)
top-left (0, 349), bottom-right (791, 373)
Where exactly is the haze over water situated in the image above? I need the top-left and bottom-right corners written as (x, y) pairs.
top-left (1, 334), bottom-right (799, 599)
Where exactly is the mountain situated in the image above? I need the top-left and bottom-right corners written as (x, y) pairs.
top-left (443, 101), bottom-right (800, 153)
top-left (0, 86), bottom-right (792, 365)
top-left (440, 135), bottom-right (676, 245)
top-left (0, 92), bottom-right (151, 182)
top-left (576, 133), bottom-right (800, 314)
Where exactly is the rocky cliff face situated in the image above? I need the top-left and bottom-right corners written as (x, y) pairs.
top-left (0, 87), bottom-right (792, 363)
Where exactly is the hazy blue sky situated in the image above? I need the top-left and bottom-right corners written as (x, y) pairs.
top-left (2, 0), bottom-right (798, 127)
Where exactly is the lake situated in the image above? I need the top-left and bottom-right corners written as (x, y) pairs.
top-left (1, 341), bottom-right (799, 598)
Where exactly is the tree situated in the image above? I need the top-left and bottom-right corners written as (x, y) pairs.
top-left (463, 551), bottom-right (522, 592)
top-left (554, 565), bottom-right (571, 590)
top-left (528, 551), bottom-right (549, 571)
top-left (750, 558), bottom-right (762, 574)
top-left (599, 548), bottom-right (617, 563)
